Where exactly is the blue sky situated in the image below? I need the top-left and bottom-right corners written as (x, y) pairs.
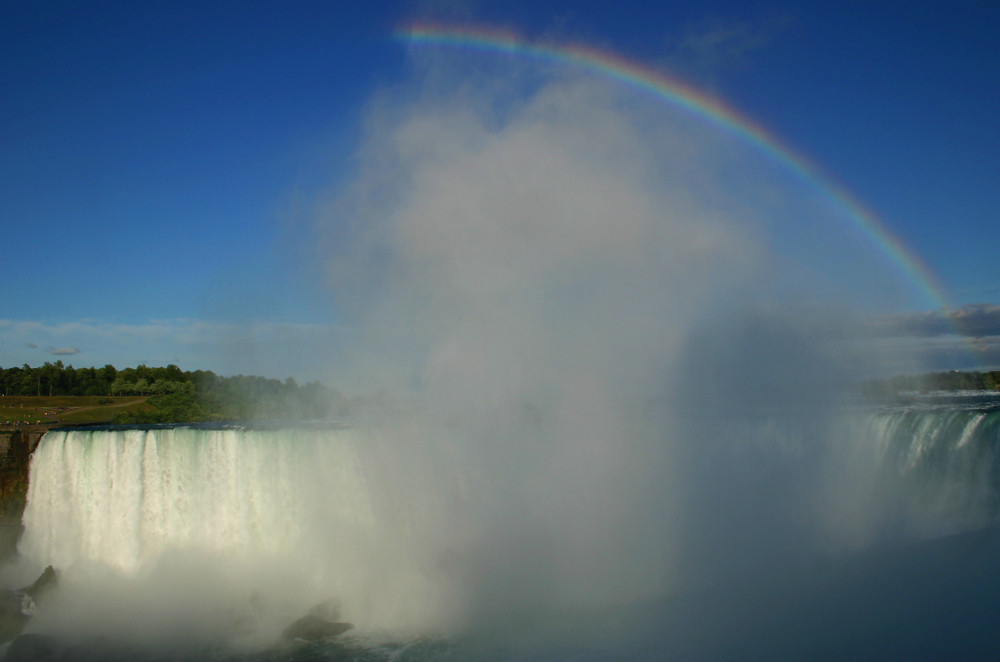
top-left (2, 1), bottom-right (998, 384)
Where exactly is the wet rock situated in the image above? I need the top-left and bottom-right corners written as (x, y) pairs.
top-left (0, 590), bottom-right (29, 643)
top-left (20, 566), bottom-right (56, 603)
top-left (281, 614), bottom-right (353, 641)
top-left (0, 566), bottom-right (58, 643)
top-left (4, 633), bottom-right (58, 661)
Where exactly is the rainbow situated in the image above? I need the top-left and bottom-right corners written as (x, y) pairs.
top-left (396, 23), bottom-right (953, 313)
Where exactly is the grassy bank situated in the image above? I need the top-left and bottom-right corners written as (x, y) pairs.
top-left (0, 396), bottom-right (152, 428)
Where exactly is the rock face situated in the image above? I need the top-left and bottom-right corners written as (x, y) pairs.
top-left (0, 590), bottom-right (30, 643)
top-left (0, 566), bottom-right (57, 643)
top-left (21, 565), bottom-right (56, 603)
top-left (281, 614), bottom-right (353, 641)
top-left (0, 430), bottom-right (35, 560)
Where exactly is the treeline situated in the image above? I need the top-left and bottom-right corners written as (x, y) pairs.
top-left (859, 370), bottom-right (1000, 397)
top-left (0, 362), bottom-right (352, 423)
top-left (1, 361), bottom-right (120, 397)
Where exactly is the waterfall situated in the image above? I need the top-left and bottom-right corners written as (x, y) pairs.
top-left (21, 427), bottom-right (373, 572)
top-left (824, 405), bottom-right (1000, 547)
top-left (12, 405), bottom-right (1000, 647)
top-left (866, 407), bottom-right (1000, 521)
top-left (16, 424), bottom-right (473, 634)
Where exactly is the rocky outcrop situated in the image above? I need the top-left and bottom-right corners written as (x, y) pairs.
top-left (0, 590), bottom-right (30, 644)
top-left (0, 566), bottom-right (57, 643)
top-left (20, 565), bottom-right (56, 605)
top-left (281, 614), bottom-right (353, 641)
top-left (0, 429), bottom-right (40, 560)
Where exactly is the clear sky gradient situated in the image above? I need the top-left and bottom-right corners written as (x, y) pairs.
top-left (2, 1), bottom-right (998, 383)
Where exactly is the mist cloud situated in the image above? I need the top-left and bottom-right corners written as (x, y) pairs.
top-left (322, 74), bottom-right (771, 407)
top-left (308, 51), bottom-right (940, 624)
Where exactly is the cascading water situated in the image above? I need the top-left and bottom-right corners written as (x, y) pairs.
top-left (13, 423), bottom-right (488, 648)
top-left (21, 427), bottom-right (375, 573)
top-left (836, 404), bottom-right (1000, 540)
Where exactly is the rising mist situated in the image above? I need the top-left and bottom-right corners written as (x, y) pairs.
top-left (310, 57), bottom-right (934, 625)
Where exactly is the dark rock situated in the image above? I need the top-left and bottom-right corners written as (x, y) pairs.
top-left (281, 614), bottom-right (353, 641)
top-left (20, 566), bottom-right (56, 603)
top-left (0, 430), bottom-right (31, 560)
top-left (0, 525), bottom-right (23, 563)
top-left (0, 567), bottom-right (59, 643)
top-left (0, 590), bottom-right (29, 643)
top-left (4, 633), bottom-right (58, 661)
